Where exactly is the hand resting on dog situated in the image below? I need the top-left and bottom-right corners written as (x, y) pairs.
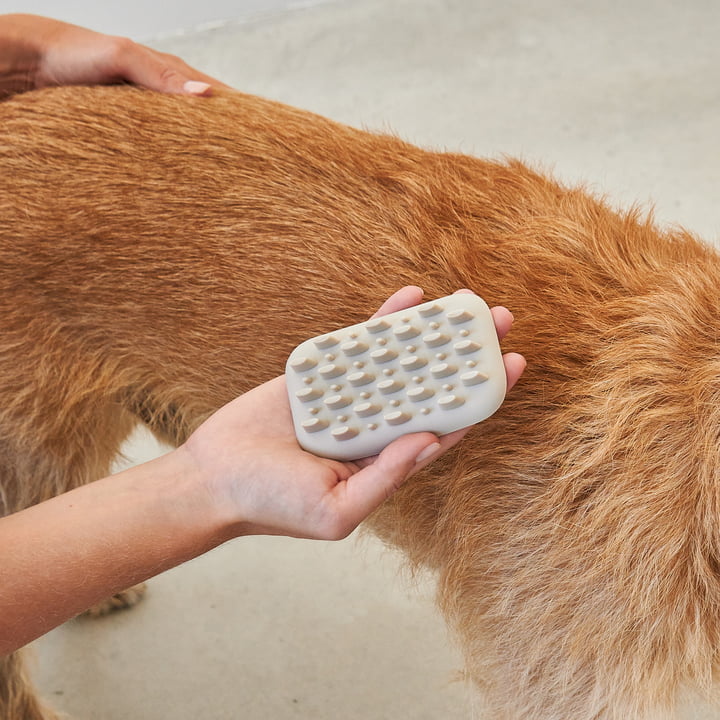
top-left (0, 13), bottom-right (228, 98)
top-left (0, 285), bottom-right (525, 655)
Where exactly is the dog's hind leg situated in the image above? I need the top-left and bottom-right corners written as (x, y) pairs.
top-left (0, 651), bottom-right (63, 720)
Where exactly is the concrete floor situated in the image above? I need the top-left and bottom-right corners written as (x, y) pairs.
top-left (10, 0), bottom-right (309, 39)
top-left (32, 0), bottom-right (720, 718)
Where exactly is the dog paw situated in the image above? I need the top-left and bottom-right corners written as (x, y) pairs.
top-left (82, 583), bottom-right (147, 618)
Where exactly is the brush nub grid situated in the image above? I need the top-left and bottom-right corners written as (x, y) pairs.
top-left (286, 293), bottom-right (507, 460)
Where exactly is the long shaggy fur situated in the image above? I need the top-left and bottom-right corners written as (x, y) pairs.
top-left (2, 85), bottom-right (719, 719)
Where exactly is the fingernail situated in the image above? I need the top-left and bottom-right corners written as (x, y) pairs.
top-left (414, 442), bottom-right (441, 465)
top-left (183, 80), bottom-right (212, 96)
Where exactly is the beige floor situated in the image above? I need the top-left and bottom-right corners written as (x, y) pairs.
top-left (33, 0), bottom-right (720, 718)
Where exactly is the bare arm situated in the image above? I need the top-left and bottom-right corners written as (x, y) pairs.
top-left (0, 447), bottom-right (224, 652)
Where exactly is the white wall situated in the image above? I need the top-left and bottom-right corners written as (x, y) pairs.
top-left (0, 0), bottom-right (319, 40)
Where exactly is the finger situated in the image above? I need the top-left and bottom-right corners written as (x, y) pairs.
top-left (148, 47), bottom-right (233, 89)
top-left (333, 432), bottom-right (440, 527)
top-left (503, 352), bottom-right (526, 391)
top-left (405, 425), bottom-right (474, 475)
top-left (488, 306), bottom-right (526, 388)
top-left (490, 305), bottom-right (515, 340)
top-left (113, 47), bottom-right (199, 94)
top-left (453, 291), bottom-right (514, 339)
top-left (111, 42), bottom-right (224, 95)
top-left (370, 286), bottom-right (424, 319)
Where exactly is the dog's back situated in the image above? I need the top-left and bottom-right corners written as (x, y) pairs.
top-left (2, 85), bottom-right (720, 719)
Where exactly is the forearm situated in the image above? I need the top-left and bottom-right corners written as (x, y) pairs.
top-left (0, 446), bottom-right (229, 654)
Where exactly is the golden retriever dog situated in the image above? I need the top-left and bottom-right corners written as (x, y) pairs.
top-left (2, 85), bottom-right (719, 720)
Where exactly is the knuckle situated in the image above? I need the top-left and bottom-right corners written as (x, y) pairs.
top-left (157, 50), bottom-right (190, 75)
top-left (387, 478), bottom-right (404, 499)
top-left (106, 35), bottom-right (135, 63)
top-left (158, 64), bottom-right (181, 85)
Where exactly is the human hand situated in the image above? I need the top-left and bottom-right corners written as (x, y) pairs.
top-left (183, 287), bottom-right (526, 542)
top-left (0, 14), bottom-right (228, 97)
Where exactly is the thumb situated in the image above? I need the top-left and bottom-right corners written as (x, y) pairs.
top-left (337, 433), bottom-right (441, 528)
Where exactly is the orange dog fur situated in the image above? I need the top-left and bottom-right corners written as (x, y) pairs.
top-left (2, 85), bottom-right (719, 719)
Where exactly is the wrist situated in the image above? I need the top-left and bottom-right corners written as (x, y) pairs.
top-left (0, 15), bottom-right (44, 96)
top-left (168, 443), bottom-right (249, 544)
top-left (142, 445), bottom-right (237, 549)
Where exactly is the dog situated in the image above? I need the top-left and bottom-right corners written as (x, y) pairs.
top-left (1, 85), bottom-right (719, 720)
